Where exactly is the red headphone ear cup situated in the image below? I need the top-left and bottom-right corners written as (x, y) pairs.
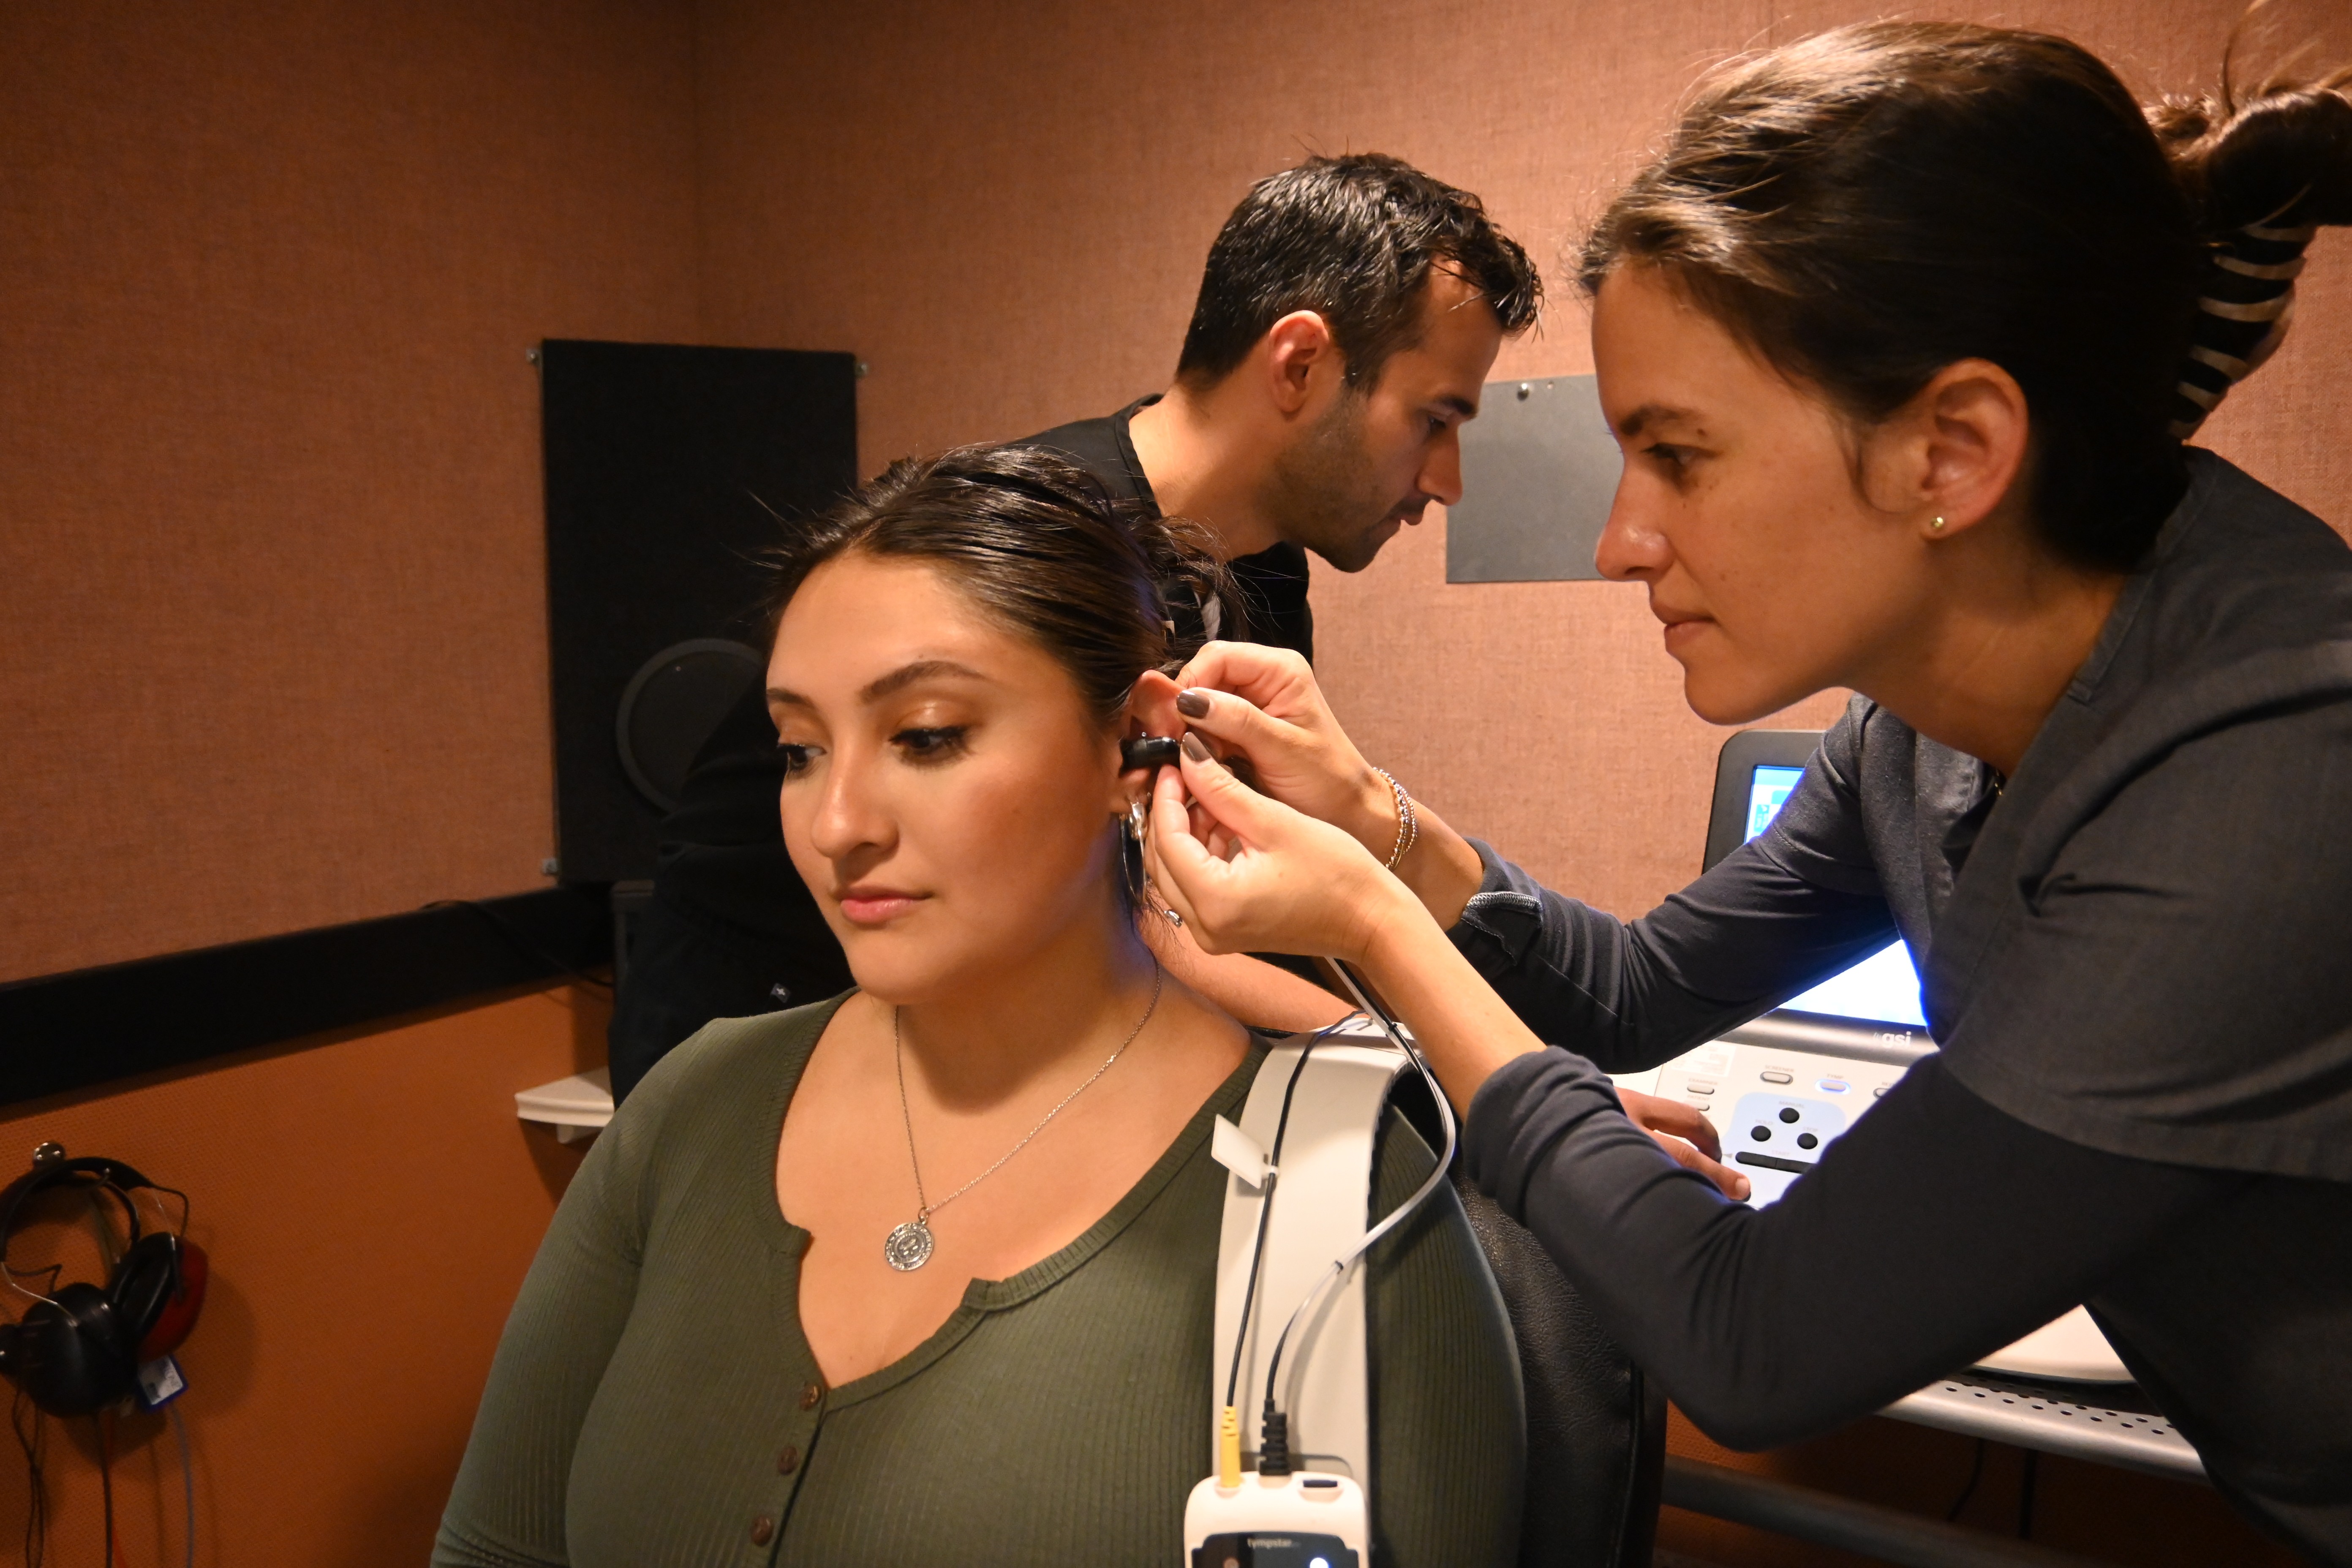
top-left (135, 1237), bottom-right (206, 1362)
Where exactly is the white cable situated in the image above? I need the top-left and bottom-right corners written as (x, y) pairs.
top-left (1258, 959), bottom-right (1458, 1418)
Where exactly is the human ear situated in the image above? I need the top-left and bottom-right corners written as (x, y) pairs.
top-left (1863, 358), bottom-right (2029, 539)
top-left (1261, 311), bottom-right (1338, 416)
top-left (1112, 670), bottom-right (1186, 808)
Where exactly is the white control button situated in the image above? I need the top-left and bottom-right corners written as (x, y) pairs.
top-left (1759, 1070), bottom-right (1794, 1084)
top-left (1818, 1079), bottom-right (1848, 1093)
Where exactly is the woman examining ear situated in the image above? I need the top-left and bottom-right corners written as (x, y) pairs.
top-left (1147, 22), bottom-right (2352, 1561)
top-left (431, 447), bottom-right (1522, 1568)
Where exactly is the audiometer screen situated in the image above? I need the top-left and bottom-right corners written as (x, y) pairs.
top-left (1745, 765), bottom-right (1927, 1028)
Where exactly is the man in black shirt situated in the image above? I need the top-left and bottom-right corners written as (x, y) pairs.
top-left (610, 154), bottom-right (1541, 1099)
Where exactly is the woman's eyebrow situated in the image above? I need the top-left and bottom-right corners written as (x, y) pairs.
top-left (858, 659), bottom-right (990, 704)
top-left (1617, 402), bottom-right (1702, 438)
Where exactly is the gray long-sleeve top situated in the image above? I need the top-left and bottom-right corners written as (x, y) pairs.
top-left (1452, 452), bottom-right (2352, 1563)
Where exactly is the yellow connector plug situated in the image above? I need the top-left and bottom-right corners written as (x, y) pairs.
top-left (1217, 1405), bottom-right (1242, 1490)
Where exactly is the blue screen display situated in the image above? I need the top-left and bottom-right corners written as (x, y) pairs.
top-left (1745, 765), bottom-right (1927, 1028)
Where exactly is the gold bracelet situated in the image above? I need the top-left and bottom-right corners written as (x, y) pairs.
top-left (1370, 766), bottom-right (1417, 870)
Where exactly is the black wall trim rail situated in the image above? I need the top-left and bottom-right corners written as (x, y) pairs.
top-left (0, 888), bottom-right (612, 1109)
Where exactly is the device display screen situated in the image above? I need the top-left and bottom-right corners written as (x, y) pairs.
top-left (1746, 765), bottom-right (1927, 1028)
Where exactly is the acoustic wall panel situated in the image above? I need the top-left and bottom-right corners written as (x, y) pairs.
top-left (541, 340), bottom-right (858, 884)
top-left (1446, 375), bottom-right (1622, 583)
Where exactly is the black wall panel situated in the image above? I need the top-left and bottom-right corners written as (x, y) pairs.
top-left (540, 340), bottom-right (858, 884)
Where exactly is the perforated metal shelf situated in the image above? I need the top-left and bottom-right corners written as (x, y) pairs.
top-left (1884, 1372), bottom-right (2204, 1481)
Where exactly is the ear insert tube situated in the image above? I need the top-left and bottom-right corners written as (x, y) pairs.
top-left (1255, 960), bottom-right (1456, 1470)
top-left (1185, 965), bottom-right (1456, 1565)
top-left (1122, 735), bottom-right (1182, 770)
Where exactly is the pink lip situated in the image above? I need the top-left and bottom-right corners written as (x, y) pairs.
top-left (1656, 611), bottom-right (1712, 654)
top-left (837, 887), bottom-right (925, 926)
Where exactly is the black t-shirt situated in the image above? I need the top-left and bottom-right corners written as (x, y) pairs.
top-left (607, 400), bottom-right (1314, 1099)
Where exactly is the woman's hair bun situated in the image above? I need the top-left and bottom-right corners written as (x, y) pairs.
top-left (2150, 65), bottom-right (2352, 436)
top-left (2155, 76), bottom-right (2352, 230)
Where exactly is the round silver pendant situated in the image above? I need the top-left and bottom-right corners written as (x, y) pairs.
top-left (883, 1218), bottom-right (934, 1271)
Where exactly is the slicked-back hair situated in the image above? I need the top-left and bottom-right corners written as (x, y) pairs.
top-left (1176, 154), bottom-right (1541, 390)
top-left (760, 445), bottom-right (1237, 731)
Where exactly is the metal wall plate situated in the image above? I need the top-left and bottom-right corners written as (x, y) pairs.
top-left (1447, 374), bottom-right (1621, 583)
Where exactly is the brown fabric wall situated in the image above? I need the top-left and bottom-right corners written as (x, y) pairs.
top-left (0, 0), bottom-right (702, 983)
top-left (0, 3), bottom-right (683, 1562)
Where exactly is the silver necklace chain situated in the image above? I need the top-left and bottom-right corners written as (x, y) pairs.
top-left (883, 962), bottom-right (1164, 1271)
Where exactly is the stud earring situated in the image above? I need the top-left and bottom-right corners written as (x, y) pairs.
top-left (1930, 514), bottom-right (1948, 532)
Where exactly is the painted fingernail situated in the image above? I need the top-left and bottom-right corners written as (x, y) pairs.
top-left (1181, 733), bottom-right (1211, 762)
top-left (1176, 689), bottom-right (1211, 719)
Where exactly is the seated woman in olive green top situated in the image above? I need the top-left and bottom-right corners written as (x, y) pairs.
top-left (433, 447), bottom-right (1524, 1568)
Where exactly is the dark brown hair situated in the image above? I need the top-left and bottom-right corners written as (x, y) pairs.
top-left (1581, 20), bottom-right (2352, 571)
top-left (1178, 153), bottom-right (1543, 389)
top-left (760, 444), bottom-right (1237, 730)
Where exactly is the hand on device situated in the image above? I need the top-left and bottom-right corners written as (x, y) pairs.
top-left (1171, 642), bottom-right (1402, 861)
top-left (1617, 1089), bottom-right (1749, 1200)
top-left (1145, 737), bottom-right (1409, 966)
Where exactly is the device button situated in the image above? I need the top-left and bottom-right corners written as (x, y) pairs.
top-left (1797, 1133), bottom-right (1819, 1150)
top-left (777, 1445), bottom-right (800, 1475)
top-left (1760, 1070), bottom-right (1794, 1084)
top-left (1818, 1078), bottom-right (1849, 1093)
top-left (1685, 1078), bottom-right (1717, 1094)
top-left (1873, 1086), bottom-right (1887, 1098)
top-left (1777, 1106), bottom-right (1799, 1123)
top-left (1303, 1478), bottom-right (1341, 1500)
top-left (751, 1515), bottom-right (776, 1546)
top-left (1750, 1125), bottom-right (1771, 1141)
top-left (798, 1381), bottom-right (825, 1410)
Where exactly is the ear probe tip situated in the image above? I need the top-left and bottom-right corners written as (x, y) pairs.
top-left (1122, 735), bottom-right (1183, 770)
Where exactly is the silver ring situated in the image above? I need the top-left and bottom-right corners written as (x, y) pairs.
top-left (1162, 906), bottom-right (1184, 928)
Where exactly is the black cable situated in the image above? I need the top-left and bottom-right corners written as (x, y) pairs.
top-left (2017, 1448), bottom-right (2040, 1539)
top-left (420, 899), bottom-right (613, 994)
top-left (1257, 962), bottom-right (1455, 1456)
top-left (96, 1412), bottom-right (112, 1568)
top-left (1944, 1437), bottom-right (1986, 1521)
top-left (13, 1388), bottom-right (44, 1568)
top-left (1222, 1019), bottom-right (1351, 1408)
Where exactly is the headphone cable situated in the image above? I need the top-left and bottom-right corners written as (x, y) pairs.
top-left (13, 1388), bottom-right (44, 1568)
top-left (95, 1412), bottom-right (112, 1568)
top-left (169, 1403), bottom-right (194, 1568)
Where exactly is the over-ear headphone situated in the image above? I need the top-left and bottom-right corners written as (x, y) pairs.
top-left (0, 1155), bottom-right (207, 1416)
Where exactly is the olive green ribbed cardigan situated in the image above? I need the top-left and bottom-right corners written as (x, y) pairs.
top-left (433, 996), bottom-right (1524, 1567)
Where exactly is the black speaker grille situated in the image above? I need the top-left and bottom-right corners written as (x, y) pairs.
top-left (541, 340), bottom-right (856, 883)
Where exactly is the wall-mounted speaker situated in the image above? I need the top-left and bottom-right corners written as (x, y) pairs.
top-left (540, 340), bottom-right (858, 885)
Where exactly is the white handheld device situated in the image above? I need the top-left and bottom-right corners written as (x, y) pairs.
top-left (1183, 1470), bottom-right (1366, 1567)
